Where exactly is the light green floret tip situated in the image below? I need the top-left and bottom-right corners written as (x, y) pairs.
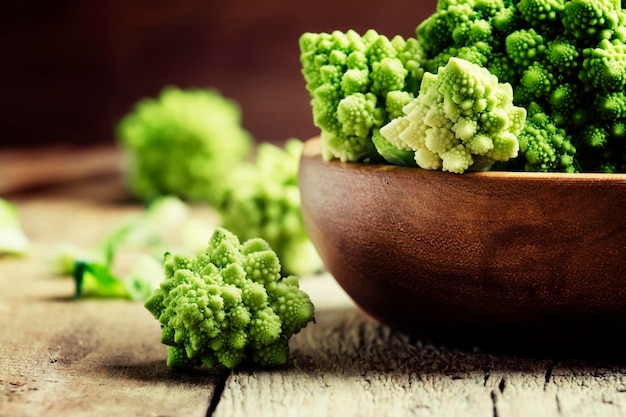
top-left (144, 227), bottom-right (315, 370)
top-left (380, 57), bottom-right (526, 173)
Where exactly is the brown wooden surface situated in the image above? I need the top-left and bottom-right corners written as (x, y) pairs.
top-left (0, 199), bottom-right (223, 417)
top-left (4, 148), bottom-right (626, 417)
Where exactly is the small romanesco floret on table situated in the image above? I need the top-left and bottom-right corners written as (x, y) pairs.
top-left (299, 29), bottom-right (426, 162)
top-left (144, 227), bottom-right (315, 370)
top-left (380, 57), bottom-right (526, 173)
top-left (217, 139), bottom-right (323, 277)
top-left (116, 87), bottom-right (252, 204)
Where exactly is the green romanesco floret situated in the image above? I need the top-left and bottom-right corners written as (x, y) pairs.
top-left (505, 28), bottom-right (547, 69)
top-left (487, 53), bottom-right (517, 84)
top-left (394, 37), bottom-right (428, 93)
top-left (385, 90), bottom-right (414, 120)
top-left (547, 83), bottom-right (581, 126)
top-left (517, 0), bottom-right (566, 29)
top-left (456, 42), bottom-right (493, 67)
top-left (492, 4), bottom-right (521, 37)
top-left (545, 37), bottom-right (580, 75)
top-left (416, 9), bottom-right (456, 56)
top-left (596, 91), bottom-right (626, 120)
top-left (116, 86), bottom-right (252, 204)
top-left (474, 0), bottom-right (508, 17)
top-left (562, 0), bottom-right (621, 42)
top-left (144, 227), bottom-right (315, 370)
top-left (299, 29), bottom-right (426, 162)
top-left (426, 46), bottom-right (460, 74)
top-left (335, 92), bottom-right (384, 138)
top-left (582, 124), bottom-right (609, 149)
top-left (576, 120), bottom-right (626, 172)
top-left (504, 102), bottom-right (577, 172)
top-left (580, 39), bottom-right (626, 92)
top-left (514, 61), bottom-right (556, 105)
top-left (453, 19), bottom-right (493, 46)
top-left (380, 57), bottom-right (526, 173)
top-left (370, 57), bottom-right (409, 95)
top-left (216, 139), bottom-right (323, 277)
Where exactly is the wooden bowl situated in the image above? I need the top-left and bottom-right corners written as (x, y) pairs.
top-left (299, 137), bottom-right (626, 351)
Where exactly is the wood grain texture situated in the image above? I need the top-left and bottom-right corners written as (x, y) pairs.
top-left (215, 297), bottom-right (626, 417)
top-left (0, 146), bottom-right (122, 196)
top-left (0, 197), bottom-right (222, 417)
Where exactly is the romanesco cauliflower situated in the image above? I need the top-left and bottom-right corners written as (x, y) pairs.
top-left (299, 29), bottom-right (426, 162)
top-left (117, 87), bottom-right (252, 203)
top-left (505, 102), bottom-right (577, 172)
top-left (411, 0), bottom-right (626, 172)
top-left (144, 227), bottom-right (315, 369)
top-left (380, 57), bottom-right (526, 173)
top-left (217, 139), bottom-right (323, 276)
top-left (301, 0), bottom-right (626, 173)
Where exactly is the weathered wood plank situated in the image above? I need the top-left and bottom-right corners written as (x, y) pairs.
top-left (0, 296), bottom-right (221, 417)
top-left (4, 168), bottom-right (626, 417)
top-left (488, 358), bottom-right (626, 417)
top-left (215, 274), bottom-right (626, 417)
top-left (0, 146), bottom-right (121, 196)
top-left (0, 197), bottom-right (222, 417)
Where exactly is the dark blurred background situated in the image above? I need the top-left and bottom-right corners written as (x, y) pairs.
top-left (0, 0), bottom-right (437, 148)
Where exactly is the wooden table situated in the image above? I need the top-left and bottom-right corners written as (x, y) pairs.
top-left (2, 147), bottom-right (626, 417)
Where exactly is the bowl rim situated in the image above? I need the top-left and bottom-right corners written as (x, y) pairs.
top-left (303, 136), bottom-right (626, 183)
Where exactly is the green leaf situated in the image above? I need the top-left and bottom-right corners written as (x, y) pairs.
top-left (74, 261), bottom-right (131, 299)
top-left (372, 130), bottom-right (417, 167)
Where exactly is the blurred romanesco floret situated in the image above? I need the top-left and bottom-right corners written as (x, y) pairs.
top-left (144, 227), bottom-right (315, 370)
top-left (116, 87), bottom-right (252, 204)
top-left (217, 139), bottom-right (323, 276)
top-left (51, 196), bottom-right (215, 300)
